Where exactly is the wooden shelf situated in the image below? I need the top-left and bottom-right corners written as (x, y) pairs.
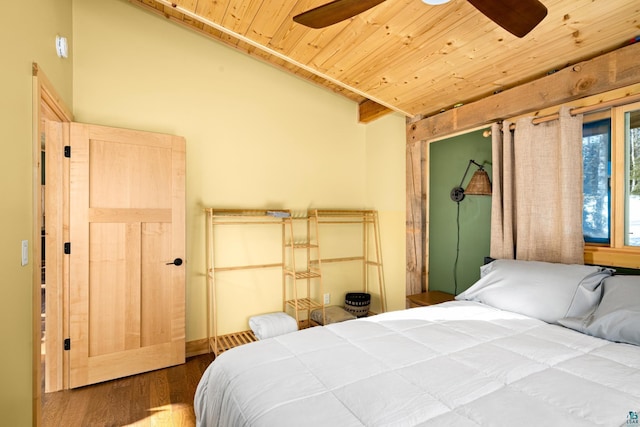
top-left (207, 208), bottom-right (290, 218)
top-left (205, 208), bottom-right (386, 355)
top-left (210, 330), bottom-right (257, 355)
top-left (205, 208), bottom-right (289, 356)
top-left (282, 214), bottom-right (325, 325)
top-left (284, 269), bottom-right (321, 280)
top-left (312, 209), bottom-right (387, 313)
top-left (285, 297), bottom-right (322, 311)
top-left (287, 242), bottom-right (318, 249)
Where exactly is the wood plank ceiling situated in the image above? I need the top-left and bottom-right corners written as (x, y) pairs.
top-left (130, 0), bottom-right (640, 122)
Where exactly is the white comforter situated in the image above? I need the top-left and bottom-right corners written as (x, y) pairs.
top-left (195, 301), bottom-right (640, 426)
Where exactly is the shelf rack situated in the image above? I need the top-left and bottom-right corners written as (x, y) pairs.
top-left (205, 208), bottom-right (289, 356)
top-left (204, 208), bottom-right (387, 356)
top-left (312, 209), bottom-right (387, 313)
top-left (282, 211), bottom-right (325, 325)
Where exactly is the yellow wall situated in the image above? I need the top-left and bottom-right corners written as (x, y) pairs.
top-left (73, 0), bottom-right (406, 337)
top-left (0, 0), bottom-right (73, 424)
top-left (365, 114), bottom-right (407, 312)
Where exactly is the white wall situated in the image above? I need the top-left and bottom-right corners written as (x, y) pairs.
top-left (73, 0), bottom-right (406, 338)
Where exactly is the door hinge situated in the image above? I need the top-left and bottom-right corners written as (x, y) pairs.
top-left (64, 146), bottom-right (71, 158)
top-left (64, 338), bottom-right (70, 351)
top-left (64, 242), bottom-right (71, 254)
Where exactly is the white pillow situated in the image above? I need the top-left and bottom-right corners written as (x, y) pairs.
top-left (456, 259), bottom-right (613, 324)
top-left (559, 275), bottom-right (640, 345)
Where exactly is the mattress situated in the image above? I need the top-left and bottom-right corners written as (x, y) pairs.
top-left (194, 301), bottom-right (640, 426)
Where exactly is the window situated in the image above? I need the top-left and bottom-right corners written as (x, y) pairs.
top-left (583, 101), bottom-right (640, 267)
top-left (623, 107), bottom-right (640, 246)
top-left (582, 119), bottom-right (610, 244)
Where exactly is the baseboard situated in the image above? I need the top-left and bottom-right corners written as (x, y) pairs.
top-left (186, 338), bottom-right (211, 358)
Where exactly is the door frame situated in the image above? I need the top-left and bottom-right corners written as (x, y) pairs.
top-left (32, 63), bottom-right (73, 423)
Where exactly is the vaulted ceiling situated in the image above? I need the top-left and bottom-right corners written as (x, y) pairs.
top-left (130, 0), bottom-right (640, 121)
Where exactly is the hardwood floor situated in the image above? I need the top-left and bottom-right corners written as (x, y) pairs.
top-left (42, 353), bottom-right (216, 427)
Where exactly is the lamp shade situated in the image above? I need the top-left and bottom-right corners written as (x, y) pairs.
top-left (464, 169), bottom-right (492, 195)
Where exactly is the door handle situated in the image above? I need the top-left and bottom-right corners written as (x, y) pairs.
top-left (166, 258), bottom-right (183, 266)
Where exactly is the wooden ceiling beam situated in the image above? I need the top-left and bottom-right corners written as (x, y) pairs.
top-left (408, 41), bottom-right (640, 143)
top-left (358, 99), bottom-right (392, 123)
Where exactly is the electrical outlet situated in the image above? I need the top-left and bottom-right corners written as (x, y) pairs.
top-left (323, 293), bottom-right (330, 305)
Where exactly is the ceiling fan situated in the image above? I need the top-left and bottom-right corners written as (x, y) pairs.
top-left (293, 0), bottom-right (548, 38)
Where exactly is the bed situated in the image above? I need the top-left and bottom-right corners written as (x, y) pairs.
top-left (194, 259), bottom-right (640, 426)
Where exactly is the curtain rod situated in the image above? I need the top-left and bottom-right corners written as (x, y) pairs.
top-left (504, 92), bottom-right (640, 131)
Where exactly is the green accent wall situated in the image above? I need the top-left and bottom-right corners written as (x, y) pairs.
top-left (429, 129), bottom-right (492, 295)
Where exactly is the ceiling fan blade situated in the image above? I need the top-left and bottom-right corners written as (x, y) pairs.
top-left (293, 0), bottom-right (388, 29)
top-left (467, 0), bottom-right (547, 38)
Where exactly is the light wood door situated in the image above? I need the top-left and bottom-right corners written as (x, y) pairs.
top-left (68, 123), bottom-right (186, 388)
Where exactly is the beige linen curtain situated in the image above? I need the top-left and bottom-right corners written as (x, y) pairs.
top-left (490, 107), bottom-right (585, 264)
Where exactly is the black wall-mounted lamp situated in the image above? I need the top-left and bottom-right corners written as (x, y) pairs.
top-left (451, 159), bottom-right (492, 296)
top-left (450, 159), bottom-right (492, 202)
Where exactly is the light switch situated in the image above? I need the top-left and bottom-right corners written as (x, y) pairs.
top-left (56, 36), bottom-right (68, 58)
top-left (21, 240), bottom-right (28, 266)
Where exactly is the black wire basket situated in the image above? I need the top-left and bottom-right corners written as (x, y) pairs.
top-left (344, 292), bottom-right (371, 318)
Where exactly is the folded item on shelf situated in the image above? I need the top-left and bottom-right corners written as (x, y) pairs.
top-left (249, 311), bottom-right (298, 340)
top-left (310, 305), bottom-right (356, 325)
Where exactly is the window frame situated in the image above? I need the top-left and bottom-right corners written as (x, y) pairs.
top-left (584, 100), bottom-right (640, 268)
